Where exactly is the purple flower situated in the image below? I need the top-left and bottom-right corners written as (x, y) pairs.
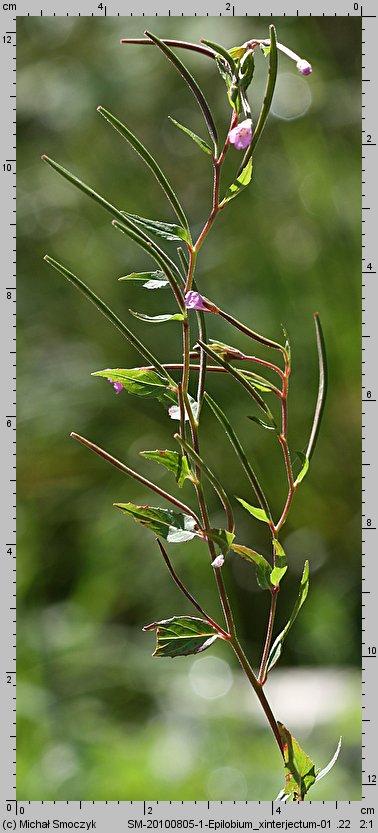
top-left (184, 291), bottom-right (218, 313)
top-left (108, 377), bottom-right (124, 394)
top-left (296, 59), bottom-right (312, 76)
top-left (228, 118), bottom-right (253, 151)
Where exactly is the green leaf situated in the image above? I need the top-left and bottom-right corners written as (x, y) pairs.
top-left (119, 271), bottom-right (169, 289)
top-left (236, 497), bottom-right (270, 524)
top-left (306, 313), bottom-right (328, 461)
top-left (145, 31), bottom-right (218, 152)
top-left (114, 503), bottom-right (198, 543)
top-left (244, 380), bottom-right (274, 394)
top-left (278, 722), bottom-right (317, 801)
top-left (270, 565), bottom-right (288, 587)
top-left (92, 367), bottom-right (175, 402)
top-left (260, 44), bottom-right (271, 57)
top-left (272, 538), bottom-right (286, 568)
top-left (220, 158), bottom-right (253, 206)
top-left (43, 257), bottom-right (174, 384)
top-left (229, 45), bottom-right (248, 60)
top-left (266, 561), bottom-right (310, 674)
top-left (200, 39), bottom-right (236, 74)
top-left (121, 212), bottom-right (190, 243)
top-left (294, 451), bottom-right (310, 486)
top-left (205, 529), bottom-right (235, 557)
top-left (168, 117), bottom-right (213, 156)
top-left (314, 738), bottom-right (342, 784)
top-left (96, 106), bottom-right (190, 236)
top-left (248, 415), bottom-right (276, 431)
top-left (129, 310), bottom-right (185, 324)
top-left (139, 449), bottom-right (194, 488)
top-left (231, 543), bottom-right (272, 590)
top-left (143, 616), bottom-right (219, 657)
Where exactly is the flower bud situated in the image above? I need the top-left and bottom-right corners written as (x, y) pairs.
top-left (228, 118), bottom-right (253, 151)
top-left (296, 59), bottom-right (312, 76)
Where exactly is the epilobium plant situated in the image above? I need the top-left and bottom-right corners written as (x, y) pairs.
top-left (42, 26), bottom-right (341, 800)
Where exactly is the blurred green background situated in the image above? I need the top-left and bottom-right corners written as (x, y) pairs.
top-left (17, 17), bottom-right (361, 800)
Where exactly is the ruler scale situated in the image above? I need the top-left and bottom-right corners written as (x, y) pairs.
top-left (1, 0), bottom-right (376, 828)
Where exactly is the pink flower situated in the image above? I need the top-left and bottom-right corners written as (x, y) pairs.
top-left (296, 59), bottom-right (312, 76)
top-left (185, 291), bottom-right (218, 313)
top-left (108, 377), bottom-right (123, 394)
top-left (228, 118), bottom-right (253, 151)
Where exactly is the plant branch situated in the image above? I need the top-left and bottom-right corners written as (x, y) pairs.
top-left (155, 538), bottom-right (230, 639)
top-left (70, 432), bottom-right (202, 527)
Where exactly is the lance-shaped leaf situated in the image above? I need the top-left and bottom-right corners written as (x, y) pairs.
top-left (278, 723), bottom-right (316, 801)
top-left (139, 449), bottom-right (195, 488)
top-left (231, 544), bottom-right (272, 590)
top-left (266, 560), bottom-right (310, 674)
top-left (145, 31), bottom-right (218, 152)
top-left (168, 117), bottom-right (212, 156)
top-left (119, 271), bottom-right (169, 289)
top-left (236, 497), bottom-right (270, 524)
top-left (129, 310), bottom-right (185, 324)
top-left (220, 158), bottom-right (253, 207)
top-left (114, 503), bottom-right (198, 543)
top-left (248, 415), bottom-right (276, 431)
top-left (306, 313), bottom-right (328, 461)
top-left (92, 368), bottom-right (176, 402)
top-left (143, 616), bottom-right (219, 657)
top-left (41, 156), bottom-right (184, 303)
top-left (314, 737), bottom-right (342, 784)
top-left (200, 38), bottom-right (236, 74)
top-left (96, 106), bottom-right (190, 236)
top-left (237, 24), bottom-right (278, 175)
top-left (111, 220), bottom-right (184, 308)
top-left (121, 211), bottom-right (190, 243)
top-left (204, 392), bottom-right (273, 524)
top-left (43, 257), bottom-right (173, 384)
top-left (294, 451), bottom-right (310, 486)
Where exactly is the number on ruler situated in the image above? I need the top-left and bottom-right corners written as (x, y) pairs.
top-left (367, 774), bottom-right (377, 784)
top-left (367, 646), bottom-right (377, 656)
top-left (366, 135), bottom-right (373, 143)
top-left (3, 163), bottom-right (13, 172)
top-left (2, 34), bottom-right (12, 43)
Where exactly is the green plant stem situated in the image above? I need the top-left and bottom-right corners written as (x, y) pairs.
top-left (258, 588), bottom-right (279, 685)
top-left (155, 538), bottom-right (230, 640)
top-left (70, 432), bottom-right (202, 527)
